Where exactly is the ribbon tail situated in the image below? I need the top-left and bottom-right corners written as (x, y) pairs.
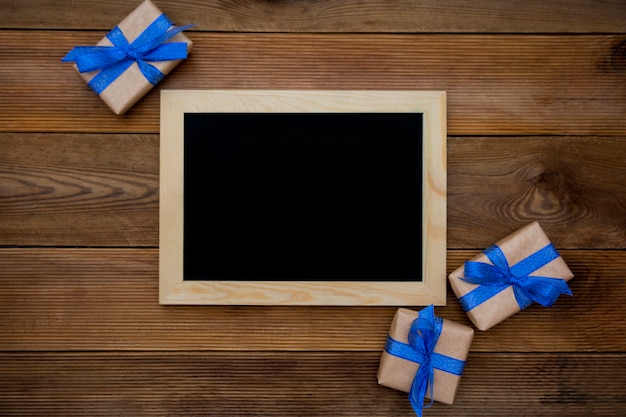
top-left (150, 23), bottom-right (195, 45)
top-left (62, 46), bottom-right (104, 62)
top-left (512, 286), bottom-right (534, 310)
top-left (62, 46), bottom-right (127, 72)
top-left (136, 60), bottom-right (165, 85)
top-left (408, 366), bottom-right (430, 417)
top-left (515, 277), bottom-right (573, 307)
top-left (157, 23), bottom-right (196, 44)
top-left (133, 23), bottom-right (195, 55)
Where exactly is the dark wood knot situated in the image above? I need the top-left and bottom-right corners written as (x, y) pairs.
top-left (611, 39), bottom-right (626, 71)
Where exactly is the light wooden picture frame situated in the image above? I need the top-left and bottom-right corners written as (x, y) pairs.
top-left (160, 90), bottom-right (446, 305)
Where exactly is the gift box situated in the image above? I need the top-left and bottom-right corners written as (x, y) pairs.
top-left (378, 306), bottom-right (473, 416)
top-left (62, 0), bottom-right (193, 115)
top-left (449, 222), bottom-right (574, 331)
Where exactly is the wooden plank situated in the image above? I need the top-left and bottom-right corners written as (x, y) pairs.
top-left (0, 133), bottom-right (159, 247)
top-left (1, 0), bottom-right (625, 33)
top-left (447, 136), bottom-right (626, 249)
top-left (2, 133), bottom-right (624, 248)
top-left (0, 352), bottom-right (624, 416)
top-left (1, 32), bottom-right (625, 135)
top-left (0, 248), bottom-right (623, 352)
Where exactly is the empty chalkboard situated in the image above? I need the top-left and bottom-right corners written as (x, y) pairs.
top-left (183, 113), bottom-right (422, 281)
top-left (160, 90), bottom-right (447, 305)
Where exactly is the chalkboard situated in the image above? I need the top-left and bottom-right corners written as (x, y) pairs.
top-left (160, 90), bottom-right (446, 305)
top-left (184, 112), bottom-right (422, 281)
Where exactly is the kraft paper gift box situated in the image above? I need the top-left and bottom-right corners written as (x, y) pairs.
top-left (62, 0), bottom-right (193, 115)
top-left (378, 306), bottom-right (473, 416)
top-left (449, 222), bottom-right (574, 331)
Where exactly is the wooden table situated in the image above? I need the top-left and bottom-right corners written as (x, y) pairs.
top-left (1, 1), bottom-right (625, 415)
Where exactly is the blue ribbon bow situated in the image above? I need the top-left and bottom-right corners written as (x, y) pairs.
top-left (458, 243), bottom-right (572, 312)
top-left (384, 305), bottom-right (466, 417)
top-left (62, 14), bottom-right (194, 94)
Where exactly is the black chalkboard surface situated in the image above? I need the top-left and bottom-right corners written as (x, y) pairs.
top-left (183, 113), bottom-right (423, 282)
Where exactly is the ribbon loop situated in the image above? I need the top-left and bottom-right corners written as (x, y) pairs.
top-left (62, 14), bottom-right (194, 94)
top-left (459, 243), bottom-right (572, 311)
top-left (384, 306), bottom-right (466, 417)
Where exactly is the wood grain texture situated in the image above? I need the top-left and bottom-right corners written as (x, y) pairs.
top-left (0, 248), bottom-right (623, 352)
top-left (0, 352), bottom-right (624, 416)
top-left (0, 133), bottom-right (158, 246)
top-left (1, 0), bottom-right (625, 33)
top-left (2, 133), bottom-right (623, 248)
top-left (2, 2), bottom-right (625, 414)
top-left (1, 32), bottom-right (625, 135)
top-left (448, 136), bottom-right (626, 249)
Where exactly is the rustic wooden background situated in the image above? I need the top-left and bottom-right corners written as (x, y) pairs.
top-left (1, 1), bottom-right (625, 415)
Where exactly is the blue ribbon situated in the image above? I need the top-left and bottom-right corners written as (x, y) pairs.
top-left (384, 305), bottom-right (466, 417)
top-left (458, 243), bottom-right (572, 312)
top-left (62, 14), bottom-right (194, 94)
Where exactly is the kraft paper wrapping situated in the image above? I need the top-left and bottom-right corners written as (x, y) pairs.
top-left (377, 308), bottom-right (474, 405)
top-left (448, 222), bottom-right (574, 331)
top-left (74, 0), bottom-right (192, 115)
